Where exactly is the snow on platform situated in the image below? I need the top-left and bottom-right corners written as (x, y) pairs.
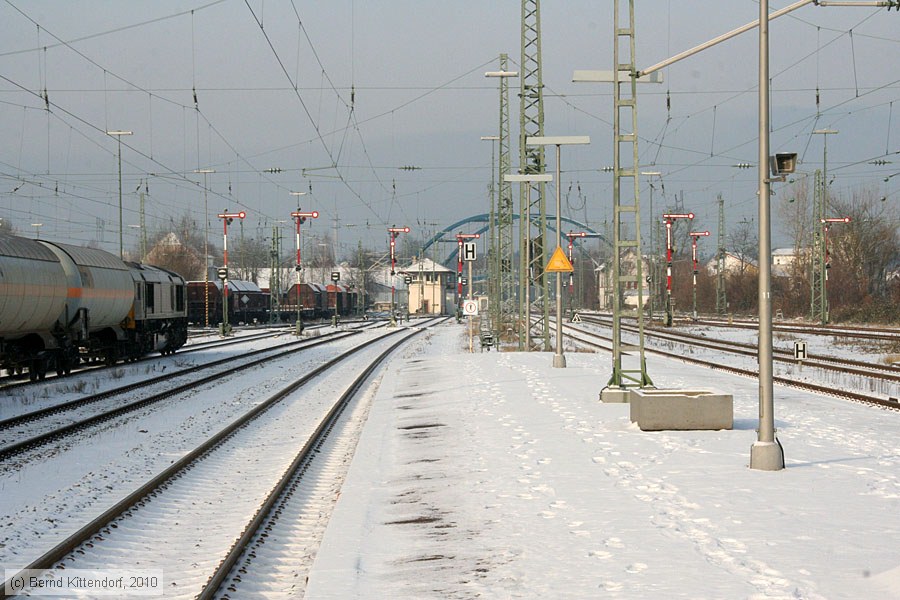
top-left (307, 324), bottom-right (900, 599)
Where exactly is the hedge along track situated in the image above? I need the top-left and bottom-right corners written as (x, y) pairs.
top-left (0, 328), bottom-right (364, 462)
top-left (551, 318), bottom-right (900, 411)
top-left (0, 317), bottom-right (445, 599)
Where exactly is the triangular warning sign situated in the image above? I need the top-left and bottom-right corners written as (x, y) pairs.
top-left (572, 312), bottom-right (582, 322)
top-left (545, 246), bottom-right (574, 272)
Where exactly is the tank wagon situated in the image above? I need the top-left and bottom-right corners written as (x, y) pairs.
top-left (0, 234), bottom-right (188, 380)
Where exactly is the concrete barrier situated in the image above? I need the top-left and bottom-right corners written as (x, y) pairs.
top-left (629, 388), bottom-right (733, 431)
top-left (599, 388), bottom-right (631, 403)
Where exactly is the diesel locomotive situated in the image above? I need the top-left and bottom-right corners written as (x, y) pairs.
top-left (0, 233), bottom-right (188, 380)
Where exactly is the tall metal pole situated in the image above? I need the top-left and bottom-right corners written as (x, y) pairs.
top-left (117, 139), bottom-right (123, 259)
top-left (139, 183), bottom-right (147, 261)
top-left (553, 144), bottom-right (565, 368)
top-left (812, 129), bottom-right (838, 324)
top-left (525, 138), bottom-right (588, 368)
top-left (505, 172), bottom-right (553, 351)
top-left (195, 168), bottom-right (215, 328)
top-left (750, 0), bottom-right (784, 471)
top-left (716, 194), bottom-right (728, 315)
top-left (642, 172), bottom-right (661, 320)
top-left (486, 58), bottom-right (517, 346)
top-left (481, 135), bottom-right (500, 338)
top-left (107, 130), bottom-right (132, 260)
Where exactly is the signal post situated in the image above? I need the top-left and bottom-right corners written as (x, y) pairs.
top-left (217, 211), bottom-right (246, 336)
top-left (388, 226), bottom-right (410, 326)
top-left (291, 208), bottom-right (319, 335)
top-left (458, 235), bottom-right (480, 352)
top-left (662, 212), bottom-right (693, 327)
top-left (688, 230), bottom-right (710, 319)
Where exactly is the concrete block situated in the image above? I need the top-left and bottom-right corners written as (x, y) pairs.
top-left (629, 388), bottom-right (733, 431)
top-left (600, 388), bottom-right (631, 403)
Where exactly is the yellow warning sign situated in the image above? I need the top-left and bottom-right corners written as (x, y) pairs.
top-left (545, 246), bottom-right (574, 272)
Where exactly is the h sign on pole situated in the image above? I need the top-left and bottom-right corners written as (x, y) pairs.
top-left (463, 242), bottom-right (477, 261)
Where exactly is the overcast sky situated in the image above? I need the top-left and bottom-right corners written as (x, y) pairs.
top-left (1, 1), bottom-right (898, 262)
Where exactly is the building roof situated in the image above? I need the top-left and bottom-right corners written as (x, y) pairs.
top-left (401, 257), bottom-right (453, 274)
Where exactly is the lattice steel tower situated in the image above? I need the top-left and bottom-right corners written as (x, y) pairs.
top-left (607, 0), bottom-right (652, 390)
top-left (810, 169), bottom-right (826, 322)
top-left (716, 194), bottom-right (728, 314)
top-left (494, 54), bottom-right (517, 340)
top-left (518, 0), bottom-right (551, 351)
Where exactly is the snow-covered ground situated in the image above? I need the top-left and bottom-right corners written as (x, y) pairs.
top-left (306, 322), bottom-right (900, 599)
top-left (0, 327), bottom-right (385, 569)
top-left (3, 320), bottom-right (898, 599)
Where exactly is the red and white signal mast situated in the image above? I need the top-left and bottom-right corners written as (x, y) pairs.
top-left (388, 226), bottom-right (410, 326)
top-left (217, 210), bottom-right (246, 335)
top-left (290, 207), bottom-right (319, 334)
top-left (455, 232), bottom-right (480, 298)
top-left (662, 212), bottom-right (693, 326)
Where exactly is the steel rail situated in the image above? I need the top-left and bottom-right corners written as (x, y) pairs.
top-left (0, 320), bottom-right (443, 599)
top-left (197, 320), bottom-right (439, 598)
top-left (0, 330), bottom-right (362, 461)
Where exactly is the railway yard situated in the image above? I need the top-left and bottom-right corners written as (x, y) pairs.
top-left (1, 314), bottom-right (898, 598)
top-left (3, 2), bottom-right (899, 597)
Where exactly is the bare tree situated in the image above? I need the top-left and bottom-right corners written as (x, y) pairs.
top-left (233, 235), bottom-right (270, 284)
top-left (143, 213), bottom-right (218, 279)
top-left (0, 216), bottom-right (17, 235)
top-left (728, 218), bottom-right (758, 275)
top-left (773, 179), bottom-right (814, 317)
top-left (778, 177), bottom-right (812, 259)
top-left (827, 189), bottom-right (900, 320)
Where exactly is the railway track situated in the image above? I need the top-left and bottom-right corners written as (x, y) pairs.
top-left (582, 311), bottom-right (900, 343)
top-left (578, 314), bottom-right (900, 380)
top-left (553, 317), bottom-right (900, 411)
top-left (0, 329), bottom-right (364, 462)
top-left (1, 317), bottom-right (444, 599)
top-left (689, 316), bottom-right (900, 342)
top-left (0, 328), bottom-right (280, 391)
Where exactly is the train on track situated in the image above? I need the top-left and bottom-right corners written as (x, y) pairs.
top-left (0, 233), bottom-right (188, 380)
top-left (187, 280), bottom-right (359, 325)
